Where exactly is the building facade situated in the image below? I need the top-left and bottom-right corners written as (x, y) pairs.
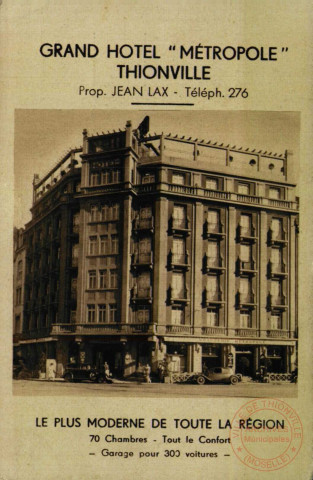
top-left (15, 118), bottom-right (299, 378)
top-left (13, 227), bottom-right (26, 346)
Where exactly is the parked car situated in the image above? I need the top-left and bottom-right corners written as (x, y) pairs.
top-left (63, 364), bottom-right (106, 383)
top-left (192, 367), bottom-right (242, 385)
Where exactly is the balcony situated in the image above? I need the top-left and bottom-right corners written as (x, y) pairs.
top-left (131, 286), bottom-right (153, 303)
top-left (203, 221), bottom-right (225, 239)
top-left (50, 322), bottom-right (156, 336)
top-left (267, 294), bottom-right (287, 310)
top-left (167, 285), bottom-right (189, 305)
top-left (169, 216), bottom-right (191, 235)
top-left (236, 225), bottom-right (257, 243)
top-left (200, 326), bottom-right (226, 336)
top-left (165, 324), bottom-right (193, 335)
top-left (131, 252), bottom-right (153, 269)
top-left (236, 259), bottom-right (257, 276)
top-left (266, 329), bottom-right (290, 338)
top-left (168, 250), bottom-right (190, 270)
top-left (236, 292), bottom-right (256, 308)
top-left (203, 254), bottom-right (225, 273)
top-left (267, 229), bottom-right (287, 246)
top-left (133, 217), bottom-right (154, 233)
top-left (267, 261), bottom-right (288, 278)
top-left (235, 328), bottom-right (258, 337)
top-left (203, 289), bottom-right (224, 307)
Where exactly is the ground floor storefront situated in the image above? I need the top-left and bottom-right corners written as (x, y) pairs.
top-left (14, 334), bottom-right (297, 380)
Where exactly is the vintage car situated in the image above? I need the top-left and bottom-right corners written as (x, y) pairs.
top-left (192, 367), bottom-right (242, 385)
top-left (63, 364), bottom-right (106, 383)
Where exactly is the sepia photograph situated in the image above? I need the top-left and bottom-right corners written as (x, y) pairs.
top-left (13, 110), bottom-right (299, 398)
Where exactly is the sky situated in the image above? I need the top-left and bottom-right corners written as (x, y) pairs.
top-left (14, 110), bottom-right (300, 227)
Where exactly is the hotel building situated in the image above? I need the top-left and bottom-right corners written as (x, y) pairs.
top-left (16, 118), bottom-right (299, 378)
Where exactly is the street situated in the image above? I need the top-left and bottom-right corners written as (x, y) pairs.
top-left (13, 379), bottom-right (297, 398)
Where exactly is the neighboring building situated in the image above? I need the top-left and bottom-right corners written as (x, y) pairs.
top-left (13, 227), bottom-right (26, 346)
top-left (15, 118), bottom-right (299, 378)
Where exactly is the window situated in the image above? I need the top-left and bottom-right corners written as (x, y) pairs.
top-left (137, 272), bottom-right (151, 297)
top-left (172, 273), bottom-right (184, 297)
top-left (99, 270), bottom-right (107, 289)
top-left (101, 205), bottom-right (110, 221)
top-left (271, 218), bottom-right (283, 239)
top-left (73, 213), bottom-right (80, 233)
top-left (89, 236), bottom-right (97, 255)
top-left (17, 260), bottom-right (23, 281)
top-left (271, 279), bottom-right (281, 298)
top-left (240, 311), bottom-right (251, 328)
top-left (71, 278), bottom-right (77, 294)
top-left (140, 206), bottom-right (152, 219)
top-left (16, 287), bottom-right (22, 305)
top-left (98, 304), bottom-right (106, 323)
top-left (269, 187), bottom-right (281, 200)
top-left (101, 170), bottom-right (110, 185)
top-left (88, 270), bottom-right (97, 289)
top-left (90, 205), bottom-right (98, 222)
top-left (109, 304), bottom-right (117, 322)
top-left (139, 237), bottom-right (151, 262)
top-left (111, 169), bottom-right (121, 183)
top-left (171, 307), bottom-right (185, 324)
top-left (207, 241), bottom-right (219, 265)
top-left (172, 172), bottom-right (185, 185)
top-left (138, 206), bottom-right (153, 229)
top-left (207, 276), bottom-right (219, 300)
top-left (207, 210), bottom-right (220, 233)
top-left (137, 307), bottom-right (150, 323)
top-left (112, 203), bottom-right (119, 220)
top-left (206, 308), bottom-right (219, 326)
top-left (270, 314), bottom-right (282, 329)
top-left (239, 277), bottom-right (251, 301)
top-left (142, 173), bottom-right (155, 184)
top-left (271, 248), bottom-right (282, 269)
top-left (110, 270), bottom-right (118, 288)
top-left (238, 183), bottom-right (250, 195)
top-left (111, 235), bottom-right (119, 254)
top-left (100, 235), bottom-right (108, 254)
top-left (240, 244), bottom-right (251, 263)
top-left (205, 177), bottom-right (218, 190)
top-left (87, 304), bottom-right (96, 323)
top-left (173, 205), bottom-right (186, 228)
top-left (90, 172), bottom-right (99, 186)
top-left (70, 310), bottom-right (76, 323)
top-left (172, 238), bottom-right (185, 263)
top-left (240, 214), bottom-right (252, 236)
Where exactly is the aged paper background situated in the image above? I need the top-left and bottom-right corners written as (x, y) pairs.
top-left (1, 1), bottom-right (312, 479)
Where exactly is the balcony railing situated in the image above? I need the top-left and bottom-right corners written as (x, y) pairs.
top-left (203, 255), bottom-right (224, 273)
top-left (50, 322), bottom-right (156, 335)
top-left (165, 325), bottom-right (193, 334)
top-left (236, 259), bottom-right (257, 275)
top-left (133, 217), bottom-right (154, 231)
top-left (267, 294), bottom-right (287, 309)
top-left (236, 292), bottom-right (256, 308)
top-left (268, 261), bottom-right (288, 277)
top-left (168, 250), bottom-right (190, 270)
top-left (131, 286), bottom-right (153, 302)
top-left (167, 285), bottom-right (189, 304)
top-left (169, 216), bottom-right (191, 235)
top-left (268, 229), bottom-right (288, 245)
top-left (203, 221), bottom-right (225, 239)
top-left (131, 252), bottom-right (153, 268)
top-left (235, 328), bottom-right (257, 337)
top-left (237, 225), bottom-right (257, 242)
top-left (266, 329), bottom-right (290, 338)
top-left (201, 326), bottom-right (226, 336)
top-left (203, 289), bottom-right (224, 306)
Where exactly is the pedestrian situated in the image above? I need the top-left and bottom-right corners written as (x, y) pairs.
top-left (104, 362), bottom-right (112, 383)
top-left (158, 362), bottom-right (165, 383)
top-left (143, 363), bottom-right (151, 383)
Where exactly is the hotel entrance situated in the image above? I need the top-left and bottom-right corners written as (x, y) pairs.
top-left (235, 345), bottom-right (255, 377)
